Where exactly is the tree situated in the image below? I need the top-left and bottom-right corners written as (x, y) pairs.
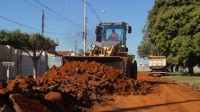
top-left (138, 25), bottom-right (157, 59)
top-left (78, 49), bottom-right (84, 56)
top-left (0, 30), bottom-right (57, 79)
top-left (139, 0), bottom-right (200, 75)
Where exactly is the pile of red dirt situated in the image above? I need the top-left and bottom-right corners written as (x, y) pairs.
top-left (0, 61), bottom-right (156, 112)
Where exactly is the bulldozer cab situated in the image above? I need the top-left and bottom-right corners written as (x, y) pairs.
top-left (96, 22), bottom-right (131, 51)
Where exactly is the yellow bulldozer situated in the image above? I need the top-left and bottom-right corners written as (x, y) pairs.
top-left (64, 22), bottom-right (137, 79)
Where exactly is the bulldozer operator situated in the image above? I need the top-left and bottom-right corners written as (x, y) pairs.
top-left (109, 29), bottom-right (119, 40)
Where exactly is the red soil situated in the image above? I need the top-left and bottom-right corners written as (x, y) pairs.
top-left (0, 61), bottom-right (175, 112)
top-left (92, 72), bottom-right (200, 112)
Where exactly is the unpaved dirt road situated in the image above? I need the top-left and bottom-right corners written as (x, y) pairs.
top-left (92, 72), bottom-right (200, 112)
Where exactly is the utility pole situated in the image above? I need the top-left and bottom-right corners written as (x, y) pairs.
top-left (75, 41), bottom-right (77, 55)
top-left (42, 10), bottom-right (45, 36)
top-left (72, 32), bottom-right (78, 56)
top-left (83, 0), bottom-right (87, 53)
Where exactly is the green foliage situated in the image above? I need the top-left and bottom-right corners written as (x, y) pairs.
top-left (28, 33), bottom-right (56, 51)
top-left (0, 29), bottom-right (57, 78)
top-left (0, 30), bottom-right (57, 52)
top-left (137, 37), bottom-right (157, 59)
top-left (139, 0), bottom-right (200, 75)
top-left (78, 49), bottom-right (84, 56)
top-left (138, 26), bottom-right (157, 59)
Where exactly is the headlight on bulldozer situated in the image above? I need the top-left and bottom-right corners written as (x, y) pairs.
top-left (121, 45), bottom-right (125, 47)
top-left (91, 44), bottom-right (96, 48)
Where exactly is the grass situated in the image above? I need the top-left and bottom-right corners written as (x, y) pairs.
top-left (166, 72), bottom-right (200, 76)
top-left (165, 72), bottom-right (200, 89)
top-left (193, 72), bottom-right (200, 76)
top-left (166, 76), bottom-right (200, 85)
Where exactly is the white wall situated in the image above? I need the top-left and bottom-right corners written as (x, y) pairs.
top-left (194, 66), bottom-right (200, 73)
top-left (21, 52), bottom-right (47, 77)
top-left (0, 45), bottom-right (21, 80)
top-left (138, 63), bottom-right (148, 71)
top-left (47, 53), bottom-right (63, 69)
top-left (0, 45), bottom-right (48, 80)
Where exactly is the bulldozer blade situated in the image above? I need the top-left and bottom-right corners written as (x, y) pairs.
top-left (64, 56), bottom-right (124, 70)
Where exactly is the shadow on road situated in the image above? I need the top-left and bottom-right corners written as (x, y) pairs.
top-left (100, 100), bottom-right (200, 112)
top-left (142, 80), bottom-right (177, 85)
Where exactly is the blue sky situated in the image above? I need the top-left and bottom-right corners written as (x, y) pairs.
top-left (0, 0), bottom-right (154, 63)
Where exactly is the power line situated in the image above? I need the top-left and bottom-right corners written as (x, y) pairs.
top-left (80, 0), bottom-right (102, 23)
top-left (22, 0), bottom-right (66, 23)
top-left (44, 0), bottom-right (82, 26)
top-left (34, 0), bottom-right (83, 29)
top-left (23, 0), bottom-right (82, 33)
top-left (0, 6), bottom-right (40, 27)
top-left (45, 17), bottom-right (68, 23)
top-left (0, 15), bottom-right (71, 35)
top-left (7, 0), bottom-right (41, 14)
top-left (60, 0), bottom-right (67, 5)
top-left (1, 3), bottom-right (68, 34)
top-left (87, 3), bottom-right (102, 22)
top-left (22, 0), bottom-right (74, 32)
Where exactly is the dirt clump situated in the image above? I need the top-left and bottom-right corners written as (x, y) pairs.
top-left (9, 94), bottom-right (50, 112)
top-left (44, 91), bottom-right (62, 102)
top-left (0, 61), bottom-right (157, 111)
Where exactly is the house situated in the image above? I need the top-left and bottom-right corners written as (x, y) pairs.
top-left (46, 53), bottom-right (63, 69)
top-left (137, 62), bottom-right (148, 71)
top-left (45, 50), bottom-right (78, 69)
top-left (0, 45), bottom-right (48, 80)
top-left (21, 51), bottom-right (47, 77)
top-left (46, 50), bottom-right (76, 69)
top-left (0, 46), bottom-right (77, 80)
top-left (56, 50), bottom-right (75, 56)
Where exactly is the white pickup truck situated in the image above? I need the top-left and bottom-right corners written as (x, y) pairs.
top-left (148, 56), bottom-right (167, 75)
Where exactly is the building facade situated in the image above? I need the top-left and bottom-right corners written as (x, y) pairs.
top-left (21, 52), bottom-right (47, 77)
top-left (0, 45), bottom-right (49, 80)
top-left (0, 45), bottom-right (22, 80)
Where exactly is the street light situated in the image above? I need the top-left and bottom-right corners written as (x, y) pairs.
top-left (2, 62), bottom-right (15, 81)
